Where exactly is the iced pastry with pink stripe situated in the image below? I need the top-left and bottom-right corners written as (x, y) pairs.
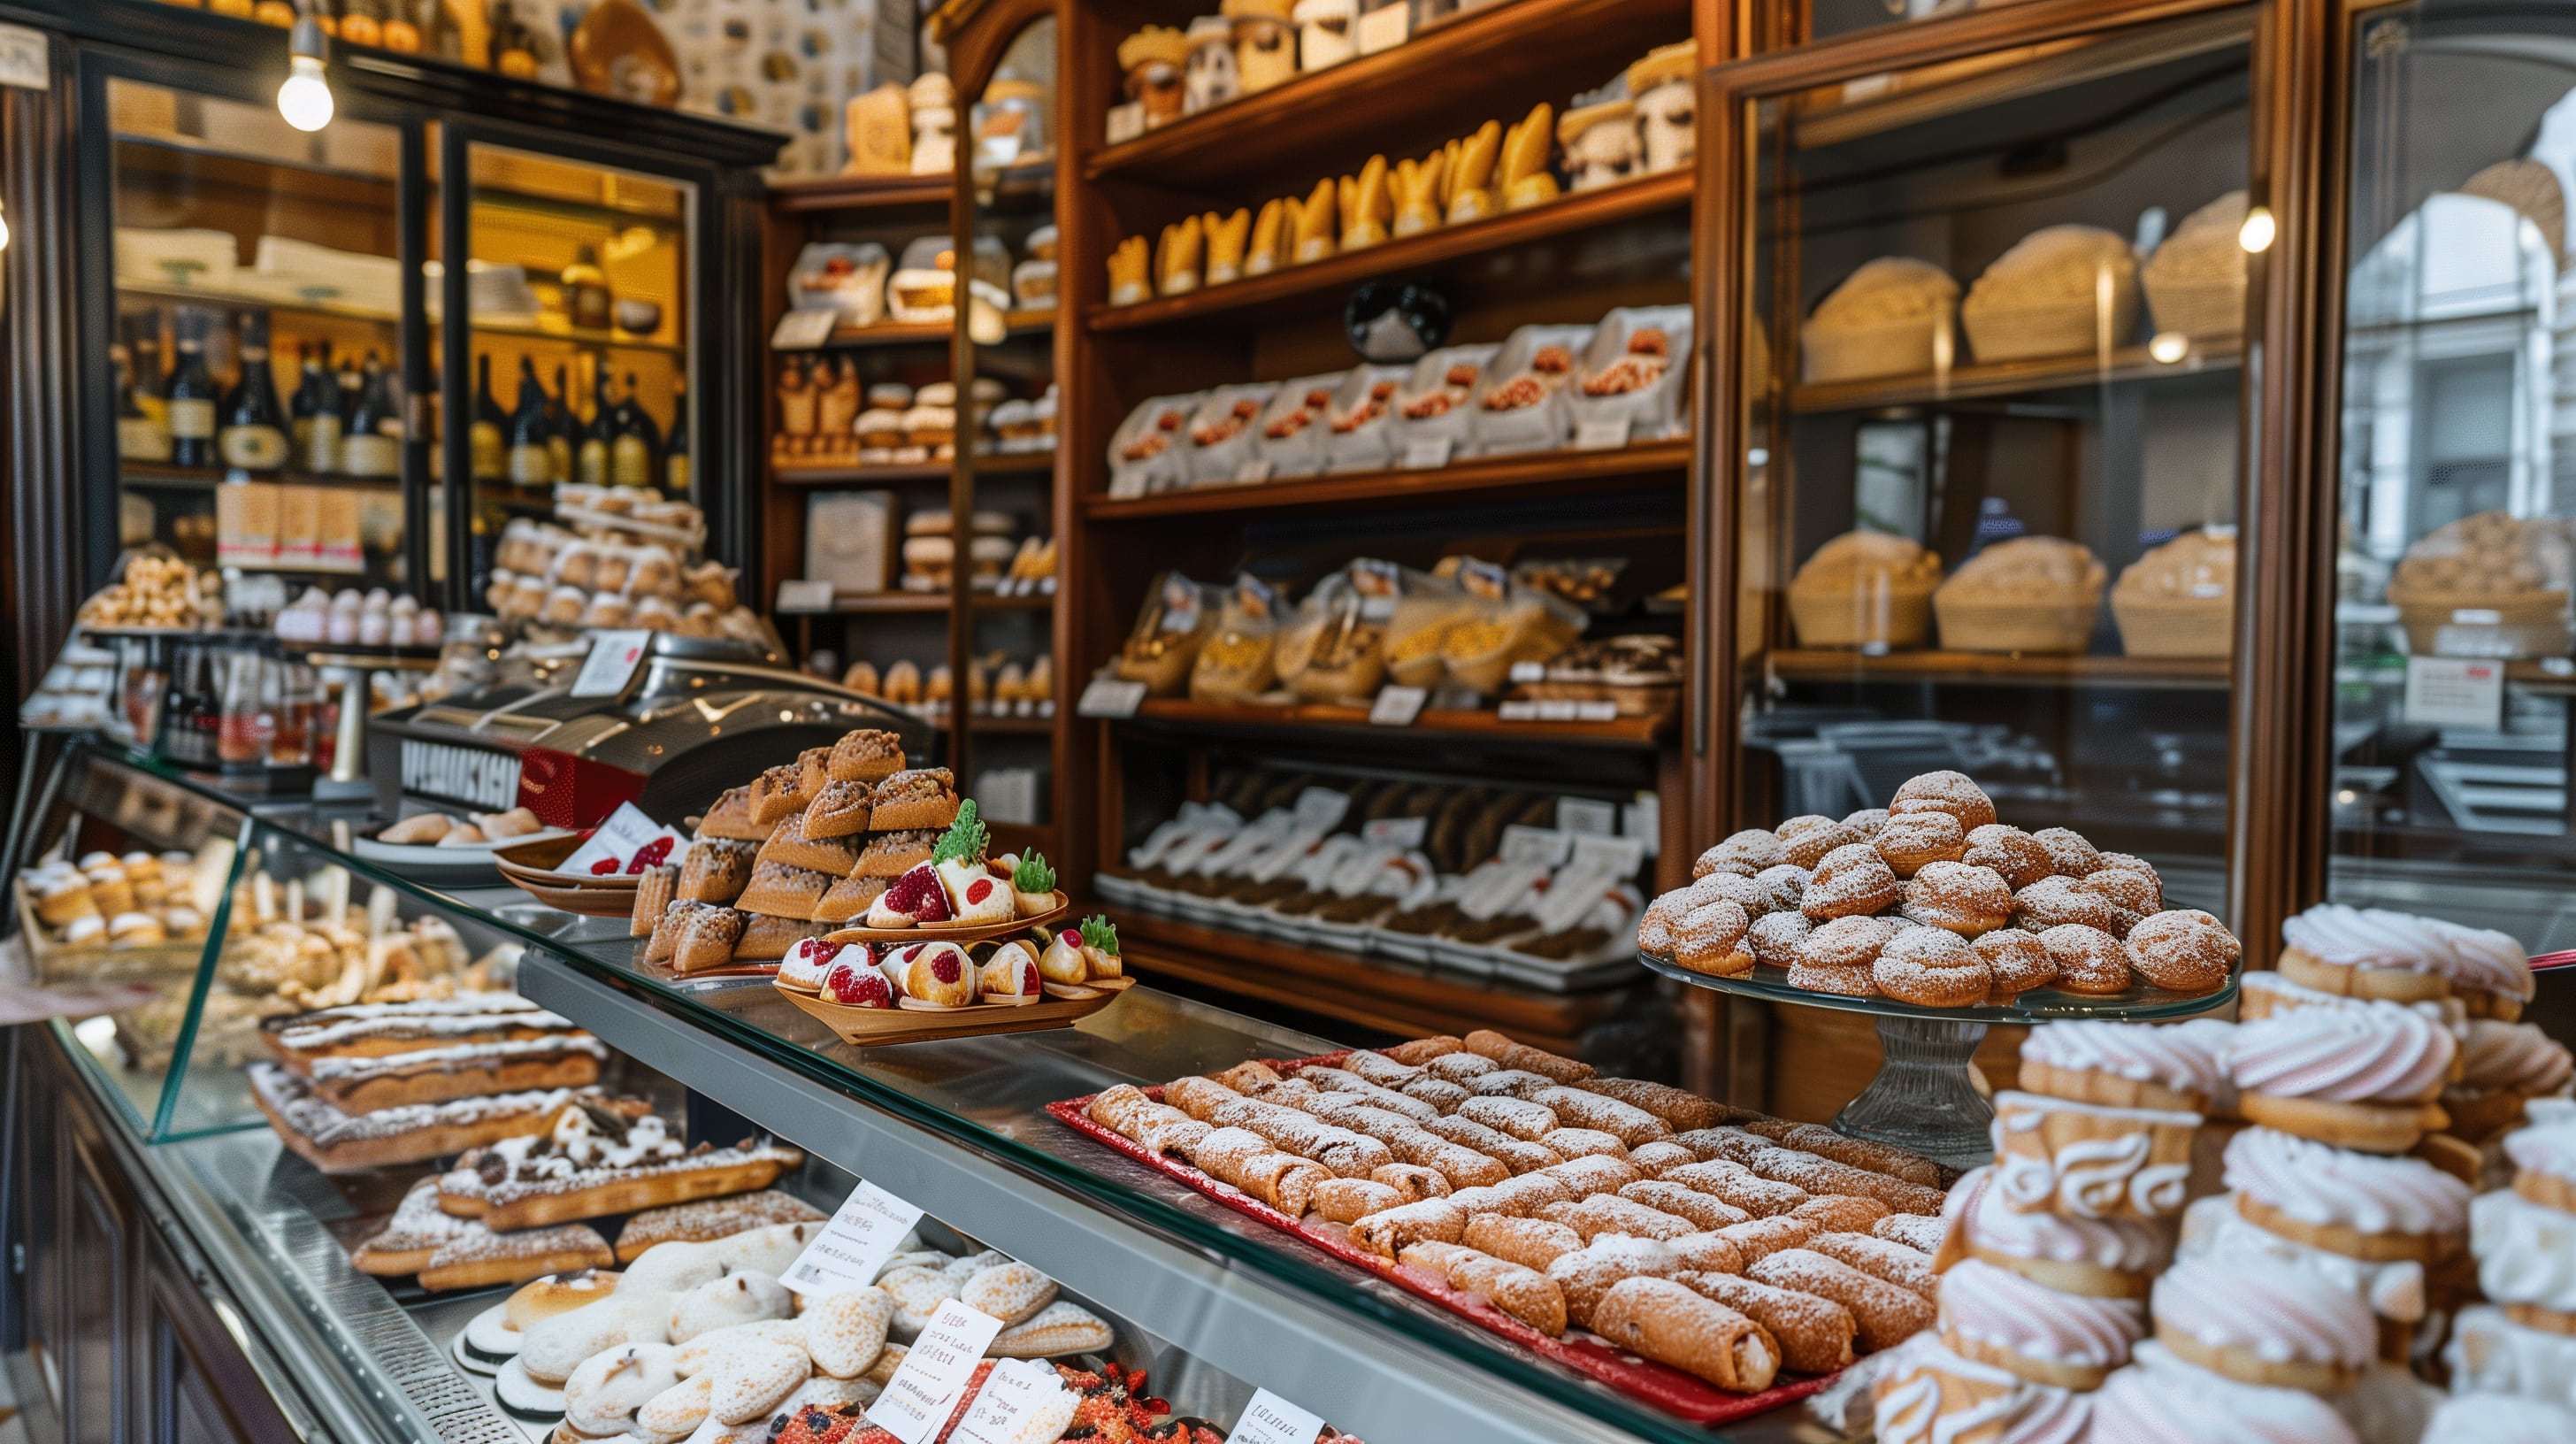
top-left (1944, 1164), bottom-right (2170, 1298)
top-left (2422, 916), bottom-right (2534, 1020)
top-left (2088, 1341), bottom-right (2359, 1444)
top-left (1868, 1337), bottom-right (2096, 1444)
top-left (2419, 1394), bottom-right (2576, 1444)
top-left (2447, 1020), bottom-right (2574, 1142)
top-left (1937, 1257), bottom-right (2143, 1390)
top-left (2018, 1019), bottom-right (2226, 1113)
top-left (2225, 1002), bottom-right (2456, 1153)
top-left (2148, 1254), bottom-right (2374, 1393)
top-left (2222, 1125), bottom-right (2471, 1244)
top-left (2278, 903), bottom-right (2455, 1003)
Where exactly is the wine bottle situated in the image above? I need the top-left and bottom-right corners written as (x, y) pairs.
top-left (342, 357), bottom-right (401, 478)
top-left (469, 353), bottom-right (506, 482)
top-left (165, 309), bottom-right (220, 469)
top-left (547, 362), bottom-right (576, 482)
top-left (219, 311), bottom-right (290, 473)
top-left (563, 243), bottom-right (613, 332)
top-left (611, 371), bottom-right (660, 488)
top-left (114, 344), bottom-right (172, 463)
top-left (664, 376), bottom-right (689, 494)
top-left (304, 341), bottom-right (343, 473)
top-left (507, 357), bottom-right (553, 485)
top-left (578, 357), bottom-right (613, 486)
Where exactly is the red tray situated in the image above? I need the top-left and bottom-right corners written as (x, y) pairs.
top-left (1045, 1055), bottom-right (1835, 1428)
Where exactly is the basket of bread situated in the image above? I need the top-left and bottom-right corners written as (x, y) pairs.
top-left (1787, 531), bottom-right (1943, 650)
top-left (1933, 536), bottom-right (2105, 655)
top-left (2141, 191), bottom-right (2250, 343)
top-left (2112, 529), bottom-right (2235, 658)
top-left (2387, 510), bottom-right (2574, 658)
top-left (1799, 257), bottom-right (1957, 385)
top-left (1960, 225), bottom-right (2142, 364)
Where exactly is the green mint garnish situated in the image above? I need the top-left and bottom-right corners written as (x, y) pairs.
top-left (1080, 915), bottom-right (1120, 955)
top-left (1014, 851), bottom-right (1057, 893)
top-left (932, 798), bottom-right (987, 865)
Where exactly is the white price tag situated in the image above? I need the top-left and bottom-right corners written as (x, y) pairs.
top-left (557, 802), bottom-right (685, 878)
top-left (1236, 459), bottom-right (1273, 483)
top-left (866, 1300), bottom-right (1006, 1444)
top-left (951, 1359), bottom-right (1072, 1444)
top-left (1077, 677), bottom-right (1148, 718)
top-left (1535, 699), bottom-right (1581, 721)
top-left (1401, 438), bottom-right (1453, 471)
top-left (1357, 3), bottom-right (1411, 54)
top-left (569, 629), bottom-right (651, 698)
top-left (1105, 102), bottom-right (1148, 146)
top-left (1556, 797), bottom-right (1618, 835)
top-left (771, 308), bottom-right (840, 349)
top-left (1575, 701), bottom-right (1620, 721)
top-left (785, 1180), bottom-right (926, 1296)
top-left (1225, 1388), bottom-right (1327, 1444)
top-left (1368, 685), bottom-right (1428, 726)
top-left (1623, 791), bottom-right (1660, 852)
top-left (2404, 656), bottom-right (2505, 730)
top-left (1361, 816), bottom-right (1428, 847)
top-left (1495, 700), bottom-right (1540, 721)
top-left (1574, 418), bottom-right (1632, 451)
top-left (0, 24), bottom-right (47, 89)
top-left (776, 579), bottom-right (836, 613)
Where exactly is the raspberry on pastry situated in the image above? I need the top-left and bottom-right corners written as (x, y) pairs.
top-left (903, 941), bottom-right (977, 1008)
top-left (980, 941), bottom-right (1045, 1003)
top-left (865, 863), bottom-right (953, 928)
top-left (822, 961), bottom-right (894, 1008)
top-left (1038, 926), bottom-right (1089, 984)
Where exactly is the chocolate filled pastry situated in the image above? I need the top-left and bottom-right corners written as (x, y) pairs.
top-left (438, 1109), bottom-right (802, 1230)
top-left (1313, 1178), bottom-right (1405, 1224)
top-left (1348, 1198), bottom-right (1468, 1259)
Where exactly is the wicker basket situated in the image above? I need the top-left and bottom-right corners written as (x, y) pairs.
top-left (1934, 592), bottom-right (2102, 654)
top-left (1788, 574), bottom-right (1937, 649)
top-left (1963, 282), bottom-right (2142, 364)
top-left (2142, 272), bottom-right (2245, 343)
top-left (1800, 313), bottom-right (1951, 384)
top-left (2389, 588), bottom-right (2572, 659)
top-left (2112, 592), bottom-right (2235, 657)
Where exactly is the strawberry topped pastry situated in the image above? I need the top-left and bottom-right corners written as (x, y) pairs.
top-left (821, 957), bottom-right (894, 1009)
top-left (864, 863), bottom-right (953, 929)
top-left (928, 802), bottom-right (1015, 925)
top-left (778, 935), bottom-right (860, 992)
top-left (981, 941), bottom-right (1044, 1004)
top-left (1039, 926), bottom-right (1090, 986)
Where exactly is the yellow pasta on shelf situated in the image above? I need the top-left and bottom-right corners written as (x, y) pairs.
top-left (1500, 103), bottom-right (1560, 211)
top-left (1339, 155), bottom-right (1392, 251)
top-left (1204, 208), bottom-right (1253, 286)
top-left (1392, 150), bottom-right (1446, 237)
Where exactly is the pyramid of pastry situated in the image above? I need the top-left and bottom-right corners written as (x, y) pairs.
top-left (1639, 770), bottom-right (2242, 1007)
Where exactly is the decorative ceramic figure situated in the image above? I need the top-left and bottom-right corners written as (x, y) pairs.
top-left (1292, 0), bottom-right (1357, 72)
top-left (1559, 99), bottom-right (1640, 192)
top-left (1225, 0), bottom-right (1298, 94)
top-left (1629, 42), bottom-right (1696, 175)
top-left (1184, 17), bottom-right (1240, 115)
top-left (1119, 27), bottom-right (1192, 129)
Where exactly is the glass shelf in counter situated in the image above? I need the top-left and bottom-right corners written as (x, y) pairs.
top-left (1637, 950), bottom-right (2234, 1168)
top-left (120, 460), bottom-right (403, 490)
top-left (1788, 337), bottom-right (2243, 414)
top-left (117, 280), bottom-right (401, 327)
top-left (471, 317), bottom-right (686, 356)
top-left (1765, 649), bottom-right (2231, 690)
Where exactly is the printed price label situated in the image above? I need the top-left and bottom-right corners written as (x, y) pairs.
top-left (1555, 797), bottom-right (1618, 835)
top-left (1076, 677), bottom-right (1148, 718)
top-left (1357, 4), bottom-right (1410, 55)
top-left (2404, 656), bottom-right (2504, 730)
top-left (570, 629), bottom-right (651, 698)
top-left (786, 1180), bottom-right (925, 1296)
top-left (1236, 459), bottom-right (1274, 483)
top-left (1574, 418), bottom-right (1633, 451)
top-left (1368, 685), bottom-right (1428, 726)
top-left (1224, 1388), bottom-right (1326, 1444)
top-left (776, 579), bottom-right (836, 613)
top-left (1105, 102), bottom-right (1148, 146)
top-left (1401, 438), bottom-right (1453, 471)
top-left (866, 1300), bottom-right (1005, 1444)
top-left (1495, 700), bottom-right (1540, 721)
top-left (771, 308), bottom-right (840, 350)
top-left (950, 1359), bottom-right (1070, 1444)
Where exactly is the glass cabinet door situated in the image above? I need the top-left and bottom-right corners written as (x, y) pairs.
top-left (451, 141), bottom-right (694, 605)
top-left (105, 79), bottom-right (411, 593)
top-left (1730, 8), bottom-right (2262, 917)
top-left (2331, 1), bottom-right (2576, 947)
top-left (961, 17), bottom-right (1062, 846)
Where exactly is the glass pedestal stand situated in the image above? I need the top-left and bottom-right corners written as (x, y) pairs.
top-left (1637, 951), bottom-right (2235, 1172)
top-left (1831, 1016), bottom-right (1995, 1171)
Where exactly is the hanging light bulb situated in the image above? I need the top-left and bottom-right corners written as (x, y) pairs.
top-left (2237, 204), bottom-right (2277, 254)
top-left (0, 199), bottom-right (12, 255)
top-left (277, 11), bottom-right (334, 133)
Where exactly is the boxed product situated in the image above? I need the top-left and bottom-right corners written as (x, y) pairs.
top-left (1933, 535), bottom-right (2106, 654)
top-left (1391, 343), bottom-right (1499, 462)
top-left (1107, 392), bottom-right (1203, 496)
top-left (1115, 571), bottom-right (1223, 695)
top-left (1514, 634), bottom-right (1682, 720)
top-left (1568, 304), bottom-right (1693, 443)
top-left (1183, 382), bottom-right (1281, 487)
top-left (1319, 365), bottom-right (1411, 472)
top-left (1469, 323), bottom-right (1594, 456)
top-left (1254, 372), bottom-right (1350, 480)
top-left (806, 491), bottom-right (897, 593)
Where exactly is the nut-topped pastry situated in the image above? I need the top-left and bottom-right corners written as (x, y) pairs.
top-left (824, 729), bottom-right (904, 784)
top-left (868, 769), bottom-right (958, 832)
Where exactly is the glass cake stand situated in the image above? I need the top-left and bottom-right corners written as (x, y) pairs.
top-left (1637, 951), bottom-right (2237, 1170)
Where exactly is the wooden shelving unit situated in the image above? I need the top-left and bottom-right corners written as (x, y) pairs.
top-left (1083, 441), bottom-right (1690, 522)
top-left (1767, 649), bottom-right (2232, 689)
top-left (1123, 696), bottom-right (1670, 750)
top-left (804, 322), bottom-right (954, 349)
top-left (1790, 339), bottom-right (2243, 412)
top-left (769, 173), bottom-right (955, 213)
top-left (770, 460), bottom-right (953, 486)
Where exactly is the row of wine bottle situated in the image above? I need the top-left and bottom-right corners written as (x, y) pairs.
top-left (114, 306), bottom-right (685, 493)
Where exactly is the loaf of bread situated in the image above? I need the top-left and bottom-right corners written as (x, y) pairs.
top-left (2112, 528), bottom-right (2235, 658)
top-left (1961, 225), bottom-right (2141, 362)
top-left (1933, 536), bottom-right (2105, 655)
top-left (1787, 531), bottom-right (1943, 649)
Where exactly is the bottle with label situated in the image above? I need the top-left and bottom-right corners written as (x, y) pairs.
top-left (219, 311), bottom-right (291, 473)
top-left (469, 352), bottom-right (506, 482)
top-left (563, 243), bottom-right (613, 332)
top-left (165, 308), bottom-right (219, 469)
top-left (611, 371), bottom-right (660, 488)
top-left (341, 357), bottom-right (402, 478)
top-left (298, 341), bottom-right (346, 473)
top-left (578, 357), bottom-right (614, 485)
top-left (664, 377), bottom-right (689, 494)
top-left (113, 344), bottom-right (172, 463)
top-left (335, 346), bottom-right (365, 442)
top-left (507, 357), bottom-right (554, 485)
top-left (547, 362), bottom-right (576, 482)
top-left (128, 311), bottom-right (168, 430)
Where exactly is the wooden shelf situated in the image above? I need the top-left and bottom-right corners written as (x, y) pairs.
top-left (808, 322), bottom-right (954, 349)
top-left (1767, 649), bottom-right (2230, 689)
top-left (1084, 0), bottom-right (1691, 189)
top-left (818, 591), bottom-right (948, 614)
top-left (1083, 440), bottom-right (1690, 522)
top-left (969, 451), bottom-right (1057, 477)
top-left (1110, 911), bottom-right (1637, 1059)
top-left (968, 715), bottom-right (1057, 735)
top-left (769, 173), bottom-right (954, 213)
top-left (770, 460), bottom-right (951, 486)
top-left (1085, 171), bottom-right (1691, 334)
top-left (1003, 309), bottom-right (1054, 336)
top-left (118, 280), bottom-right (396, 326)
top-left (1123, 696), bottom-right (1669, 749)
top-left (1789, 339), bottom-right (2242, 412)
top-left (972, 592), bottom-right (1056, 612)
top-left (120, 461), bottom-right (401, 490)
top-left (472, 318), bottom-right (684, 355)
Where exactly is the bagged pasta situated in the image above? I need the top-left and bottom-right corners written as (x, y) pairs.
top-left (1115, 572), bottom-right (1223, 695)
top-left (1438, 557), bottom-right (1588, 695)
top-left (1191, 573), bottom-right (1284, 703)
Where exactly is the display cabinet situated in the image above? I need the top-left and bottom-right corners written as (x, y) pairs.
top-left (15, 0), bottom-right (778, 645)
